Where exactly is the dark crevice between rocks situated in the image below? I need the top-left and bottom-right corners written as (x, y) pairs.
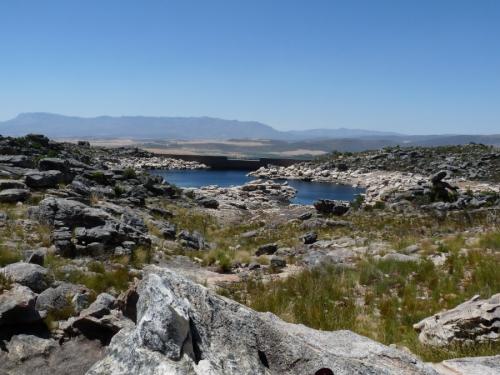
top-left (315, 368), bottom-right (334, 375)
top-left (188, 318), bottom-right (203, 364)
top-left (258, 350), bottom-right (269, 368)
top-left (119, 288), bottom-right (139, 323)
top-left (72, 319), bottom-right (118, 346)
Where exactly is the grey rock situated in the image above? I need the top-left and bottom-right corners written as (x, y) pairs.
top-left (0, 188), bottom-right (30, 203)
top-left (5, 334), bottom-right (58, 362)
top-left (0, 284), bottom-right (42, 327)
top-left (255, 243), bottom-right (278, 256)
top-left (81, 293), bottom-right (116, 318)
top-left (177, 230), bottom-right (206, 250)
top-left (66, 308), bottom-right (133, 345)
top-left (0, 155), bottom-right (33, 168)
top-left (297, 212), bottom-right (313, 220)
top-left (270, 256), bottom-right (286, 269)
top-left (32, 197), bottom-right (109, 228)
top-left (248, 262), bottom-right (261, 270)
top-left (38, 157), bottom-right (70, 173)
top-left (0, 284), bottom-right (42, 326)
top-left (433, 355), bottom-right (500, 375)
top-left (0, 179), bottom-right (27, 190)
top-left (313, 199), bottom-right (350, 216)
top-left (156, 221), bottom-right (177, 240)
top-left (1, 262), bottom-right (54, 293)
top-left (32, 198), bottom-right (150, 256)
top-left (72, 292), bottom-right (91, 313)
top-left (240, 230), bottom-right (258, 239)
top-left (35, 282), bottom-right (89, 314)
top-left (430, 170), bottom-right (448, 183)
top-left (88, 267), bottom-right (438, 375)
top-left (403, 244), bottom-right (420, 254)
top-left (25, 170), bottom-right (63, 188)
top-left (382, 253), bottom-right (420, 263)
top-left (85, 242), bottom-right (106, 256)
top-left (121, 210), bottom-right (147, 233)
top-left (197, 197), bottom-right (219, 209)
top-left (302, 231), bottom-right (318, 244)
top-left (148, 206), bottom-right (173, 219)
top-left (25, 248), bottom-right (47, 265)
top-left (414, 294), bottom-right (500, 347)
top-left (0, 335), bottom-right (104, 375)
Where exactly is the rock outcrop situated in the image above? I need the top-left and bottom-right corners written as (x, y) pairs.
top-left (414, 294), bottom-right (500, 347)
top-left (432, 355), bottom-right (500, 375)
top-left (0, 284), bottom-right (43, 326)
top-left (88, 266), bottom-right (437, 375)
top-left (1, 262), bottom-right (54, 293)
top-left (30, 197), bottom-right (151, 256)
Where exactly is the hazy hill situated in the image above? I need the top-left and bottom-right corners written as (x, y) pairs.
top-left (1, 114), bottom-right (499, 152)
top-left (0, 113), bottom-right (402, 140)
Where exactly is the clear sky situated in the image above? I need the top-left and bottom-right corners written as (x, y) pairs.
top-left (1, 0), bottom-right (499, 134)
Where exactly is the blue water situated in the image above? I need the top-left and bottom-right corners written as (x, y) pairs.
top-left (152, 169), bottom-right (364, 205)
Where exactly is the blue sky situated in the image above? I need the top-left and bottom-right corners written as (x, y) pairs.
top-left (0, 0), bottom-right (499, 134)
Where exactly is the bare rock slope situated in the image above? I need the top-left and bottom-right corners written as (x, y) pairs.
top-left (414, 294), bottom-right (500, 347)
top-left (88, 266), bottom-right (438, 375)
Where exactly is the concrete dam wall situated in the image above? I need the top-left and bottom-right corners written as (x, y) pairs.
top-left (159, 154), bottom-right (306, 170)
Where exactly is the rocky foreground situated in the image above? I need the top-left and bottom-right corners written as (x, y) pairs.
top-left (0, 135), bottom-right (498, 374)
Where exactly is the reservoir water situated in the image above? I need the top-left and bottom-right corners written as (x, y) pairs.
top-left (152, 169), bottom-right (365, 205)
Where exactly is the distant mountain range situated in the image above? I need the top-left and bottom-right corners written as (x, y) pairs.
top-left (0, 113), bottom-right (499, 148)
top-left (0, 113), bottom-right (401, 140)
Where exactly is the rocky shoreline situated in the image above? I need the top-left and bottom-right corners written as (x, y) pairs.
top-left (250, 160), bottom-right (499, 207)
top-left (0, 135), bottom-right (498, 374)
top-left (104, 156), bottom-right (208, 171)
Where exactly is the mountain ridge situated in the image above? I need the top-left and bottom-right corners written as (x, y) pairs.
top-left (1, 114), bottom-right (499, 150)
top-left (0, 112), bottom-right (402, 140)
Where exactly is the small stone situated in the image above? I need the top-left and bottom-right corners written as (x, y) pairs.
top-left (255, 243), bottom-right (278, 256)
top-left (270, 256), bottom-right (286, 269)
top-left (302, 232), bottom-right (318, 244)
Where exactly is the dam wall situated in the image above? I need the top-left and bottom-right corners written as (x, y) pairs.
top-left (158, 154), bottom-right (306, 170)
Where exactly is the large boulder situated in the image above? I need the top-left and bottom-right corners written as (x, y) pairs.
top-left (255, 243), bottom-right (278, 256)
top-left (88, 267), bottom-right (438, 375)
top-left (32, 197), bottom-right (109, 228)
top-left (4, 334), bottom-right (58, 362)
top-left (0, 284), bottom-right (42, 326)
top-left (1, 262), bottom-right (54, 293)
top-left (38, 157), bottom-right (74, 183)
top-left (414, 294), bottom-right (500, 347)
top-left (38, 158), bottom-right (70, 173)
top-left (313, 199), bottom-right (350, 216)
top-left (25, 170), bottom-right (63, 189)
top-left (35, 282), bottom-right (90, 314)
top-left (62, 293), bottom-right (132, 345)
top-left (177, 230), bottom-right (206, 250)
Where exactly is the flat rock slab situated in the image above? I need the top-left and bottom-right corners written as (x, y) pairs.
top-left (432, 356), bottom-right (500, 375)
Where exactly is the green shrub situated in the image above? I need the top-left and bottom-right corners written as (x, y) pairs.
top-left (0, 246), bottom-right (22, 267)
top-left (479, 231), bottom-right (500, 251)
top-left (90, 171), bottom-right (107, 184)
top-left (114, 184), bottom-right (125, 197)
top-left (123, 168), bottom-right (137, 179)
